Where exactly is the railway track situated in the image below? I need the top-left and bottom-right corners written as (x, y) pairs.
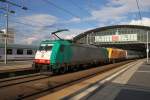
top-left (0, 69), bottom-right (38, 79)
top-left (0, 60), bottom-right (136, 100)
top-left (0, 73), bottom-right (51, 88)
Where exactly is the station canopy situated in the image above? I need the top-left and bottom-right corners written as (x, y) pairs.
top-left (73, 25), bottom-right (150, 52)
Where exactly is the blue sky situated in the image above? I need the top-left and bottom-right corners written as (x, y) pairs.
top-left (0, 0), bottom-right (150, 44)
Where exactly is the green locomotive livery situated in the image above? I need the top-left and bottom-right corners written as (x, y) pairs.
top-left (33, 39), bottom-right (144, 73)
top-left (33, 39), bottom-right (108, 73)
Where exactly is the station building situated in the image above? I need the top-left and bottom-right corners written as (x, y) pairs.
top-left (73, 25), bottom-right (150, 54)
top-left (0, 28), bottom-right (15, 44)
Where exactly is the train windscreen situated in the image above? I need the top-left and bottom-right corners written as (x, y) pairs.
top-left (39, 45), bottom-right (53, 51)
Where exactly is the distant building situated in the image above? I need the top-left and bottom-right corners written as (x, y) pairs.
top-left (0, 28), bottom-right (15, 44)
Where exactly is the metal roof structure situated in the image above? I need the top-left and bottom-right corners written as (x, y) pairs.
top-left (73, 25), bottom-right (150, 53)
top-left (73, 25), bottom-right (150, 41)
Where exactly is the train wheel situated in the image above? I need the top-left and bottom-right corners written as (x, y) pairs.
top-left (71, 66), bottom-right (78, 72)
top-left (34, 64), bottom-right (40, 72)
top-left (59, 67), bottom-right (66, 74)
top-left (32, 63), bottom-right (35, 69)
top-left (32, 63), bottom-right (37, 72)
top-left (52, 69), bottom-right (59, 74)
top-left (112, 60), bottom-right (115, 64)
top-left (41, 65), bottom-right (48, 72)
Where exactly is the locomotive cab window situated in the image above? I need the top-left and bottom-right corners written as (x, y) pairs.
top-left (7, 49), bottom-right (12, 55)
top-left (39, 46), bottom-right (45, 51)
top-left (39, 45), bottom-right (52, 51)
top-left (45, 45), bottom-right (52, 51)
top-left (17, 49), bottom-right (23, 55)
top-left (27, 50), bottom-right (32, 55)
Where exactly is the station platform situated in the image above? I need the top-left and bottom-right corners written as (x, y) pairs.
top-left (0, 61), bottom-right (33, 73)
top-left (37, 59), bottom-right (150, 100)
top-left (72, 59), bottom-right (150, 100)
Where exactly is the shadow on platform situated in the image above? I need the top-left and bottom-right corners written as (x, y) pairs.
top-left (115, 88), bottom-right (150, 100)
top-left (84, 82), bottom-right (150, 100)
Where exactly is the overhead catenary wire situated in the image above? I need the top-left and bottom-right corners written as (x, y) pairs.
top-left (68, 0), bottom-right (98, 28)
top-left (1, 0), bottom-right (93, 31)
top-left (43, 0), bottom-right (96, 28)
top-left (69, 0), bottom-right (91, 16)
top-left (135, 0), bottom-right (142, 25)
top-left (0, 2), bottom-right (59, 30)
top-left (1, 0), bottom-right (96, 36)
top-left (44, 0), bottom-right (80, 18)
top-left (9, 20), bottom-right (48, 27)
top-left (0, 13), bottom-right (58, 28)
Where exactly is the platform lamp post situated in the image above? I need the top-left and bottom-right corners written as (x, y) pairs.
top-left (1, 4), bottom-right (15, 64)
top-left (0, 5), bottom-right (15, 64)
top-left (4, 3), bottom-right (9, 64)
top-left (0, 0), bottom-right (28, 64)
top-left (146, 31), bottom-right (149, 63)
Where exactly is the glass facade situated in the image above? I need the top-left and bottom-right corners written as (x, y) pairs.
top-left (75, 26), bottom-right (150, 45)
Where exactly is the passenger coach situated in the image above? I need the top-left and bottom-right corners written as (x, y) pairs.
top-left (0, 43), bottom-right (37, 61)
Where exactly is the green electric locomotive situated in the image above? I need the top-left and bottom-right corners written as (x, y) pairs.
top-left (33, 39), bottom-right (108, 73)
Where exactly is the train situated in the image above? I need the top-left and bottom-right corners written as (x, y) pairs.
top-left (32, 39), bottom-right (144, 73)
top-left (107, 48), bottom-right (127, 63)
top-left (0, 43), bottom-right (37, 61)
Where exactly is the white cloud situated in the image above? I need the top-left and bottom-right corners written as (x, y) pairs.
top-left (19, 28), bottom-right (90, 45)
top-left (23, 37), bottom-right (37, 45)
top-left (16, 31), bottom-right (48, 45)
top-left (129, 17), bottom-right (150, 26)
top-left (13, 14), bottom-right (90, 44)
top-left (90, 6), bottom-right (127, 22)
top-left (86, 0), bottom-right (150, 24)
top-left (20, 14), bottom-right (58, 27)
top-left (12, 0), bottom-right (150, 45)
top-left (21, 33), bottom-right (46, 45)
top-left (60, 17), bottom-right (81, 25)
top-left (13, 14), bottom-right (58, 44)
top-left (68, 17), bottom-right (81, 23)
top-left (14, 14), bottom-right (90, 44)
